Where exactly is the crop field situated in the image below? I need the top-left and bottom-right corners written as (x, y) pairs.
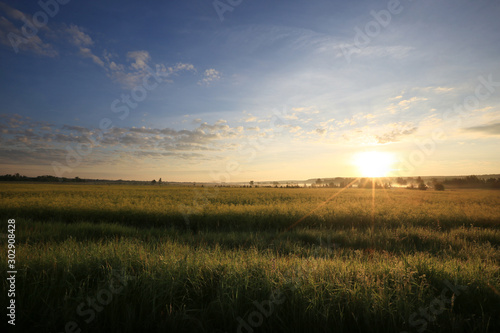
top-left (1, 183), bottom-right (500, 332)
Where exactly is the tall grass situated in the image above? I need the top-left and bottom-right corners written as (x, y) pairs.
top-left (1, 184), bottom-right (499, 332)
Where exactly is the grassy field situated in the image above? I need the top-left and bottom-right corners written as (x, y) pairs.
top-left (1, 183), bottom-right (499, 332)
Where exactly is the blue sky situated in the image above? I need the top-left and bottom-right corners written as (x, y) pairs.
top-left (1, 0), bottom-right (499, 181)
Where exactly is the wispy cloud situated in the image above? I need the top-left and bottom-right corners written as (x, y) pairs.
top-left (387, 96), bottom-right (428, 114)
top-left (0, 4), bottom-right (197, 89)
top-left (60, 24), bottom-right (107, 67)
top-left (198, 68), bottom-right (221, 86)
top-left (63, 24), bottom-right (93, 47)
top-left (415, 86), bottom-right (455, 94)
top-left (0, 2), bottom-right (58, 57)
top-left (244, 114), bottom-right (257, 123)
top-left (0, 114), bottom-right (244, 166)
top-left (375, 124), bottom-right (418, 144)
top-left (107, 53), bottom-right (196, 88)
top-left (463, 122), bottom-right (500, 136)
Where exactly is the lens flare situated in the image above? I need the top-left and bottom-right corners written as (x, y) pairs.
top-left (353, 151), bottom-right (396, 177)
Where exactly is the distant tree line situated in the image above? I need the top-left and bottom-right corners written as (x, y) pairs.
top-left (442, 175), bottom-right (500, 189)
top-left (405, 176), bottom-right (430, 191)
top-left (0, 173), bottom-right (156, 184)
top-left (310, 178), bottom-right (352, 188)
top-left (357, 178), bottom-right (391, 189)
top-left (0, 173), bottom-right (85, 182)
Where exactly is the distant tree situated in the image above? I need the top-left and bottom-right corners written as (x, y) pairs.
top-left (250, 180), bottom-right (254, 187)
top-left (430, 178), bottom-right (444, 191)
top-left (359, 178), bottom-right (381, 189)
top-left (396, 177), bottom-right (407, 186)
top-left (486, 178), bottom-right (500, 189)
top-left (158, 178), bottom-right (162, 186)
top-left (418, 182), bottom-right (428, 190)
top-left (434, 183), bottom-right (445, 191)
top-left (316, 178), bottom-right (323, 186)
top-left (466, 175), bottom-right (482, 184)
top-left (151, 179), bottom-right (156, 185)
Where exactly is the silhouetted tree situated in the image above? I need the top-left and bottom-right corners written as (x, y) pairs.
top-left (434, 183), bottom-right (445, 191)
top-left (418, 182), bottom-right (428, 190)
top-left (396, 177), bottom-right (407, 186)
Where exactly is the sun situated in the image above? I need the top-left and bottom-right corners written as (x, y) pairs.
top-left (353, 151), bottom-right (396, 178)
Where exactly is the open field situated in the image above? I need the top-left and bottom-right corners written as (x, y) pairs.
top-left (1, 183), bottom-right (500, 332)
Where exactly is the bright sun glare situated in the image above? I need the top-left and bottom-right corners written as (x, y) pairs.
top-left (353, 151), bottom-right (396, 178)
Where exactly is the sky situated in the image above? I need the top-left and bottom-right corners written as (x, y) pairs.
top-left (0, 0), bottom-right (499, 182)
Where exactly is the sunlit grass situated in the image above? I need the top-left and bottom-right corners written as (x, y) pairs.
top-left (1, 184), bottom-right (499, 332)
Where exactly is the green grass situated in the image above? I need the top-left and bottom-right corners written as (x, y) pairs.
top-left (1, 184), bottom-right (499, 332)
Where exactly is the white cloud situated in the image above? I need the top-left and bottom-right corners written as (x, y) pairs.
top-left (389, 95), bottom-right (403, 101)
top-left (0, 3), bottom-right (58, 57)
top-left (198, 68), bottom-right (221, 86)
top-left (283, 113), bottom-right (298, 120)
top-left (416, 86), bottom-right (455, 94)
top-left (387, 96), bottom-right (428, 114)
top-left (55, 24), bottom-right (100, 65)
top-left (245, 114), bottom-right (257, 122)
top-left (0, 8), bottom-right (196, 89)
top-left (79, 47), bottom-right (105, 67)
top-left (434, 87), bottom-right (454, 94)
top-left (336, 44), bottom-right (415, 61)
top-left (127, 51), bottom-right (151, 71)
top-left (0, 114), bottom-right (246, 167)
top-left (398, 97), bottom-right (428, 108)
top-left (375, 123), bottom-right (418, 144)
top-left (64, 24), bottom-right (93, 47)
top-left (105, 52), bottom-right (196, 88)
